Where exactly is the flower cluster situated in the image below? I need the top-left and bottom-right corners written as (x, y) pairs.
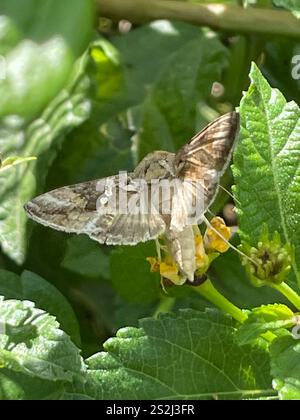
top-left (147, 217), bottom-right (231, 286)
top-left (240, 228), bottom-right (294, 286)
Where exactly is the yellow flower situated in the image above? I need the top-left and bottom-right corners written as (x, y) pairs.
top-left (146, 256), bottom-right (186, 285)
top-left (146, 257), bottom-right (160, 272)
top-left (204, 217), bottom-right (231, 253)
top-left (147, 218), bottom-right (232, 287)
top-left (159, 257), bottom-right (186, 285)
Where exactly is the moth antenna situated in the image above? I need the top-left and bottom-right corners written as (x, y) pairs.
top-left (219, 184), bottom-right (241, 204)
top-left (202, 215), bottom-right (258, 267)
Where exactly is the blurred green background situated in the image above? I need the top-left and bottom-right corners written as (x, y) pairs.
top-left (0, 0), bottom-right (299, 357)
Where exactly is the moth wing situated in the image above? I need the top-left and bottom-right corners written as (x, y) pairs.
top-left (165, 225), bottom-right (196, 282)
top-left (169, 178), bottom-right (207, 231)
top-left (24, 174), bottom-right (166, 245)
top-left (90, 213), bottom-right (165, 245)
top-left (175, 111), bottom-right (239, 212)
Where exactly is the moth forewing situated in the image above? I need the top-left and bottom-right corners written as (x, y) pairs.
top-left (174, 111), bottom-right (239, 213)
top-left (168, 111), bottom-right (239, 282)
top-left (25, 112), bottom-right (240, 284)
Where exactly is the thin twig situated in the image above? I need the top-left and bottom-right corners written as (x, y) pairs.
top-left (98, 0), bottom-right (300, 39)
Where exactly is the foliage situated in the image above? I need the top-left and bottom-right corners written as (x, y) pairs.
top-left (233, 63), bottom-right (300, 285)
top-left (0, 0), bottom-right (300, 401)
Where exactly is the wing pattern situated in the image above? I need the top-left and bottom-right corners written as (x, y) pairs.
top-left (25, 112), bottom-right (239, 247)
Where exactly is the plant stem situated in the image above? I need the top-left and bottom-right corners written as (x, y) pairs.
top-left (272, 282), bottom-right (300, 311)
top-left (98, 0), bottom-right (300, 39)
top-left (193, 279), bottom-right (276, 342)
top-left (153, 296), bottom-right (176, 318)
top-left (193, 279), bottom-right (248, 323)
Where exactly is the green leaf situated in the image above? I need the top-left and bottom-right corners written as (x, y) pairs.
top-left (0, 156), bottom-right (36, 172)
top-left (0, 298), bottom-right (85, 382)
top-left (132, 27), bottom-right (229, 159)
top-left (233, 63), bottom-right (300, 284)
top-left (110, 242), bottom-right (162, 304)
top-left (111, 21), bottom-right (211, 110)
top-left (0, 369), bottom-right (66, 400)
top-left (0, 0), bottom-right (94, 121)
top-left (113, 297), bottom-right (156, 330)
top-left (58, 392), bottom-right (94, 400)
top-left (0, 0), bottom-right (94, 54)
top-left (45, 106), bottom-right (134, 188)
top-left (273, 0), bottom-right (300, 18)
top-left (0, 270), bottom-right (81, 346)
top-left (0, 57), bottom-right (91, 264)
top-left (61, 236), bottom-right (110, 280)
top-left (89, 38), bottom-right (123, 104)
top-left (237, 304), bottom-right (295, 345)
top-left (44, 37), bottom-right (132, 189)
top-left (262, 40), bottom-right (300, 103)
top-left (270, 333), bottom-right (300, 399)
top-left (79, 310), bottom-right (274, 400)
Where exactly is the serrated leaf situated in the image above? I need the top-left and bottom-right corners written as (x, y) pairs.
top-left (233, 63), bottom-right (300, 284)
top-left (270, 333), bottom-right (300, 399)
top-left (0, 298), bottom-right (85, 383)
top-left (0, 270), bottom-right (81, 346)
top-left (75, 310), bottom-right (274, 400)
top-left (237, 304), bottom-right (295, 345)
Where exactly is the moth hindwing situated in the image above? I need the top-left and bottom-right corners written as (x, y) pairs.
top-left (25, 111), bottom-right (239, 279)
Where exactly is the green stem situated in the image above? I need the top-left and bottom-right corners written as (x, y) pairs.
top-left (272, 282), bottom-right (300, 311)
top-left (193, 279), bottom-right (276, 342)
top-left (193, 279), bottom-right (248, 323)
top-left (153, 296), bottom-right (176, 318)
top-left (98, 0), bottom-right (300, 39)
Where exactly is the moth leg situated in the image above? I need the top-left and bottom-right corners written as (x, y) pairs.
top-left (154, 238), bottom-right (171, 294)
top-left (155, 238), bottom-right (168, 293)
top-left (160, 278), bottom-right (169, 295)
top-left (155, 238), bottom-right (162, 262)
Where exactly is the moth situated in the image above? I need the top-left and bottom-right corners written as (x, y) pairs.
top-left (25, 111), bottom-right (239, 282)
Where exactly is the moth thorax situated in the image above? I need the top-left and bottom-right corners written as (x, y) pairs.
top-left (134, 151), bottom-right (176, 181)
